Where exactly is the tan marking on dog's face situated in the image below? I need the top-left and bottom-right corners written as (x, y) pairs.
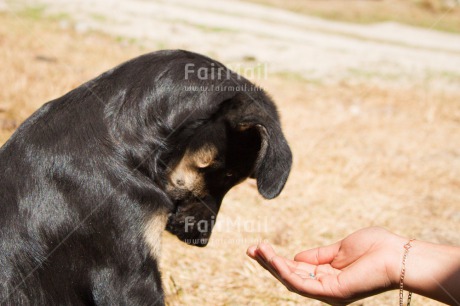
top-left (167, 145), bottom-right (217, 197)
top-left (193, 145), bottom-right (217, 168)
top-left (144, 210), bottom-right (168, 259)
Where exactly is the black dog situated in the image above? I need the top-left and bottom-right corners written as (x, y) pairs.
top-left (0, 50), bottom-right (292, 305)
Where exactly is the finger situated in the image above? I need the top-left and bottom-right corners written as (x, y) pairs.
top-left (254, 244), bottom-right (284, 277)
top-left (257, 243), bottom-right (318, 276)
top-left (251, 244), bottom-right (319, 286)
top-left (256, 243), bottom-right (296, 270)
top-left (294, 242), bottom-right (341, 265)
top-left (254, 251), bottom-right (339, 300)
top-left (247, 244), bottom-right (285, 279)
top-left (314, 263), bottom-right (341, 277)
top-left (254, 253), bottom-right (288, 285)
top-left (247, 245), bottom-right (258, 259)
top-left (256, 243), bottom-right (278, 263)
top-left (271, 256), bottom-right (325, 296)
top-left (269, 255), bottom-right (314, 279)
top-left (284, 258), bottom-right (319, 278)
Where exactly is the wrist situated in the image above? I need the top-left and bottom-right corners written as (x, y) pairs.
top-left (402, 240), bottom-right (460, 304)
top-left (387, 237), bottom-right (460, 304)
top-left (384, 233), bottom-right (410, 289)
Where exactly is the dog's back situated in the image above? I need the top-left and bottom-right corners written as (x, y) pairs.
top-left (0, 62), bottom-right (167, 305)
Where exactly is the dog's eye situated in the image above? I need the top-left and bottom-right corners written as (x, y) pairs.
top-left (225, 171), bottom-right (234, 177)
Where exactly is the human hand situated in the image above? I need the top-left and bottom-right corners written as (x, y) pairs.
top-left (247, 227), bottom-right (406, 305)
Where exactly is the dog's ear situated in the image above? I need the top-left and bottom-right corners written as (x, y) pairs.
top-left (236, 121), bottom-right (292, 199)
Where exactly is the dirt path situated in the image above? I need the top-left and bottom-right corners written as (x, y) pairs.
top-left (4, 0), bottom-right (460, 86)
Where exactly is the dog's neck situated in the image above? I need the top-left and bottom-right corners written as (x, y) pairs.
top-left (143, 208), bottom-right (169, 259)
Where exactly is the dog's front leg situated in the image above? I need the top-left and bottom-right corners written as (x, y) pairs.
top-left (90, 263), bottom-right (164, 306)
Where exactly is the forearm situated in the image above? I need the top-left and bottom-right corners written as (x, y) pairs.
top-left (401, 239), bottom-right (460, 305)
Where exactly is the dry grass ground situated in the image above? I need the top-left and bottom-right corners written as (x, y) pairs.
top-left (1, 12), bottom-right (459, 306)
top-left (247, 0), bottom-right (460, 33)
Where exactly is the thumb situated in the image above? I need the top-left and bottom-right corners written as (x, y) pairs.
top-left (294, 242), bottom-right (341, 265)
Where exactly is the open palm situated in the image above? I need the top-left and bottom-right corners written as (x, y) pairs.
top-left (247, 227), bottom-right (404, 305)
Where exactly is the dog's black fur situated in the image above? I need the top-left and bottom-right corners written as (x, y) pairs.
top-left (0, 50), bottom-right (292, 305)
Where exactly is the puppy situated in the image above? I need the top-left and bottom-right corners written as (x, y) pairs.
top-left (0, 50), bottom-right (292, 305)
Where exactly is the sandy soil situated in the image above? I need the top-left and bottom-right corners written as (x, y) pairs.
top-left (1, 1), bottom-right (459, 305)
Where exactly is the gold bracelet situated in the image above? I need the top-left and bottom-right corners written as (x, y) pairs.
top-left (399, 238), bottom-right (415, 306)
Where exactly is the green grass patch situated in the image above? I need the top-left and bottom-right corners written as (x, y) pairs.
top-left (17, 4), bottom-right (47, 20)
